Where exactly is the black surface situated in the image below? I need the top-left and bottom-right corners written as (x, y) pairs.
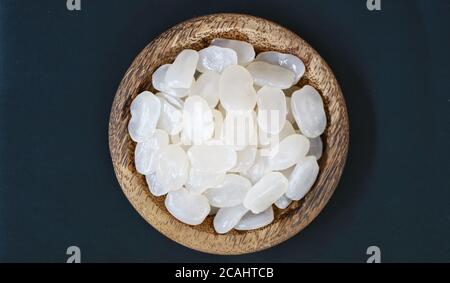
top-left (0, 0), bottom-right (449, 262)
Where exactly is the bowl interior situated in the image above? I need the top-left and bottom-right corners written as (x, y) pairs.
top-left (109, 13), bottom-right (349, 255)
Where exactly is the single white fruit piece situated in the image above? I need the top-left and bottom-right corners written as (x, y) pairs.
top-left (165, 49), bottom-right (199, 89)
top-left (229, 146), bottom-right (257, 173)
top-left (256, 86), bottom-right (287, 135)
top-left (213, 204), bottom-right (248, 234)
top-left (286, 156), bottom-right (320, 201)
top-left (267, 134), bottom-right (310, 171)
top-left (152, 65), bottom-right (190, 98)
top-left (135, 129), bottom-right (169, 175)
top-left (187, 144), bottom-right (237, 173)
top-left (146, 173), bottom-right (170, 197)
top-left (308, 136), bottom-right (323, 160)
top-left (128, 91), bottom-right (161, 142)
top-left (211, 38), bottom-right (255, 66)
top-left (182, 96), bottom-right (214, 144)
top-left (165, 187), bottom-right (210, 225)
top-left (291, 85), bottom-right (327, 138)
top-left (156, 145), bottom-right (189, 192)
top-left (274, 195), bottom-right (292, 209)
top-left (186, 168), bottom-right (226, 194)
top-left (197, 46), bottom-right (238, 73)
top-left (247, 61), bottom-right (296, 89)
top-left (222, 110), bottom-right (258, 150)
top-left (244, 172), bottom-right (288, 214)
top-left (235, 207), bottom-right (274, 230)
top-left (190, 71), bottom-right (221, 108)
top-left (152, 64), bottom-right (171, 92)
top-left (156, 96), bottom-right (183, 135)
top-left (204, 174), bottom-right (251, 208)
top-left (219, 65), bottom-right (256, 111)
top-left (255, 51), bottom-right (305, 84)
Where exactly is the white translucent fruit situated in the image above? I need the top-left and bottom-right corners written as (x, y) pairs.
top-left (197, 46), bottom-right (238, 73)
top-left (128, 91), bottom-right (161, 142)
top-left (182, 96), bottom-right (214, 144)
top-left (135, 129), bottom-right (169, 175)
top-left (211, 38), bottom-right (255, 66)
top-left (213, 204), bottom-right (248, 234)
top-left (256, 51), bottom-right (305, 84)
top-left (219, 65), bottom-right (256, 111)
top-left (291, 85), bottom-right (327, 138)
top-left (190, 71), bottom-right (220, 108)
top-left (186, 169), bottom-right (226, 194)
top-left (256, 86), bottom-right (287, 135)
top-left (146, 173), bottom-right (167, 197)
top-left (165, 187), bottom-right (210, 225)
top-left (244, 172), bottom-right (288, 214)
top-left (156, 145), bottom-right (189, 192)
top-left (247, 61), bottom-right (296, 89)
top-left (129, 43), bottom-right (326, 233)
top-left (286, 156), bottom-right (319, 201)
top-left (274, 195), bottom-right (292, 209)
top-left (204, 174), bottom-right (251, 208)
top-left (187, 145), bottom-right (237, 173)
top-left (157, 96), bottom-right (183, 135)
top-left (165, 49), bottom-right (199, 89)
top-left (235, 207), bottom-right (274, 231)
top-left (267, 134), bottom-right (310, 171)
top-left (152, 65), bottom-right (190, 98)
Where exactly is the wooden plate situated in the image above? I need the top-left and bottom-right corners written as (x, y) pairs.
top-left (109, 13), bottom-right (349, 255)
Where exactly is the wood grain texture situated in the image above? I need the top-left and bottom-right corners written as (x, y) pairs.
top-left (109, 13), bottom-right (349, 255)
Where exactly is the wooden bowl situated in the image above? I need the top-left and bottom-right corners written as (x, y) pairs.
top-left (109, 13), bottom-right (349, 255)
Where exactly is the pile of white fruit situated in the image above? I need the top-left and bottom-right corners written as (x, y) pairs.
top-left (128, 38), bottom-right (326, 234)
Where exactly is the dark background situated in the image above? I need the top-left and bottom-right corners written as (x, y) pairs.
top-left (0, 0), bottom-right (448, 262)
